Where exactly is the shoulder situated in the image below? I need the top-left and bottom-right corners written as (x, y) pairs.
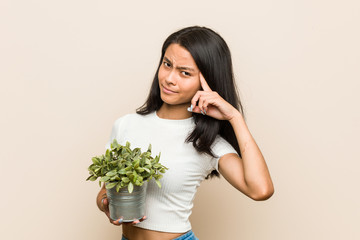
top-left (211, 135), bottom-right (232, 149)
top-left (112, 112), bottom-right (153, 128)
top-left (106, 112), bottom-right (151, 149)
top-left (211, 135), bottom-right (238, 157)
top-left (113, 112), bottom-right (145, 123)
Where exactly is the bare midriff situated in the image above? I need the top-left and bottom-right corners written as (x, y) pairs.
top-left (122, 224), bottom-right (185, 240)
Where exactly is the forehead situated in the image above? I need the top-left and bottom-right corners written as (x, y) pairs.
top-left (164, 44), bottom-right (198, 67)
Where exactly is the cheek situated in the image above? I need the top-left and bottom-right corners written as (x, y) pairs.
top-left (183, 81), bottom-right (200, 96)
top-left (191, 79), bottom-right (201, 92)
top-left (158, 66), bottom-right (166, 80)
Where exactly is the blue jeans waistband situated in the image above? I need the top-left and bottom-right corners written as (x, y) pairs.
top-left (121, 230), bottom-right (198, 240)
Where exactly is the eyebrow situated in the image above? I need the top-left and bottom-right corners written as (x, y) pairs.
top-left (163, 56), bottom-right (196, 72)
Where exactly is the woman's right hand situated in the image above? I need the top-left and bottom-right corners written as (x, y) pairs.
top-left (100, 196), bottom-right (147, 226)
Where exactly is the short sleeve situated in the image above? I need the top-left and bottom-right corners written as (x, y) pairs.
top-left (210, 135), bottom-right (239, 172)
top-left (105, 116), bottom-right (125, 150)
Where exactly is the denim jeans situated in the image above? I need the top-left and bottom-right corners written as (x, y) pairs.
top-left (121, 230), bottom-right (199, 240)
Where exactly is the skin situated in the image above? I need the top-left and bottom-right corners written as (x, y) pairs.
top-left (97, 43), bottom-right (274, 240)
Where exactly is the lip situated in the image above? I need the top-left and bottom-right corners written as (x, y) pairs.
top-left (162, 85), bottom-right (177, 94)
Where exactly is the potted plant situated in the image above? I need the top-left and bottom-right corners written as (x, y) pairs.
top-left (86, 139), bottom-right (168, 222)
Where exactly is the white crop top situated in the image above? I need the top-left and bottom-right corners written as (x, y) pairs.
top-left (105, 111), bottom-right (238, 233)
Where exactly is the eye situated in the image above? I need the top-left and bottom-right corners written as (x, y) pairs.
top-left (163, 61), bottom-right (171, 68)
top-left (181, 71), bottom-right (191, 77)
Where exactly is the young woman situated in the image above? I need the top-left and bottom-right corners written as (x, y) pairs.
top-left (96, 26), bottom-right (274, 240)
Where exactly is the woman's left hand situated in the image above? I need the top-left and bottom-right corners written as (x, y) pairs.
top-left (189, 73), bottom-right (238, 121)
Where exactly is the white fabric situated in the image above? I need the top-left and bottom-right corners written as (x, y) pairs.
top-left (105, 111), bottom-right (238, 233)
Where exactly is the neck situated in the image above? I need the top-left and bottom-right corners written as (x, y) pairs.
top-left (157, 103), bottom-right (192, 120)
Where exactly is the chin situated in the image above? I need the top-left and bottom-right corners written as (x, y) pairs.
top-left (159, 92), bottom-right (190, 106)
top-left (159, 96), bottom-right (178, 105)
top-left (161, 99), bottom-right (177, 106)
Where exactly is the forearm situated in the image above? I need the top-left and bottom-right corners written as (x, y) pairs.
top-left (229, 111), bottom-right (274, 198)
top-left (96, 185), bottom-right (107, 212)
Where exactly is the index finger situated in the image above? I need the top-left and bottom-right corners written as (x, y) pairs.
top-left (199, 72), bottom-right (212, 92)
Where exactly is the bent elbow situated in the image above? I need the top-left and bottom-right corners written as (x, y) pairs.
top-left (250, 186), bottom-right (275, 201)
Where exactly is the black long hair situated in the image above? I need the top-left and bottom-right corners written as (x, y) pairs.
top-left (136, 26), bottom-right (245, 178)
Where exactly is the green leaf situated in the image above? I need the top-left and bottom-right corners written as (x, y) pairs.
top-left (109, 160), bottom-right (118, 166)
top-left (100, 176), bottom-right (110, 182)
top-left (136, 167), bottom-right (145, 173)
top-left (92, 157), bottom-right (100, 165)
top-left (111, 139), bottom-right (119, 149)
top-left (86, 175), bottom-right (97, 181)
top-left (105, 182), bottom-right (117, 189)
top-left (128, 182), bottom-right (134, 193)
top-left (106, 170), bottom-right (117, 177)
top-left (155, 155), bottom-right (160, 163)
top-left (155, 179), bottom-right (161, 188)
top-left (128, 173), bottom-right (134, 182)
top-left (133, 170), bottom-right (138, 182)
top-left (154, 174), bottom-right (163, 180)
top-left (116, 182), bottom-right (122, 192)
top-left (118, 162), bottom-right (123, 169)
top-left (133, 159), bottom-right (140, 168)
top-left (105, 149), bottom-right (110, 159)
top-left (121, 177), bottom-right (130, 183)
top-left (153, 163), bottom-right (161, 169)
top-left (133, 156), bottom-right (141, 162)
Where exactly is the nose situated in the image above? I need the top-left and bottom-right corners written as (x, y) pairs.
top-left (164, 70), bottom-right (177, 86)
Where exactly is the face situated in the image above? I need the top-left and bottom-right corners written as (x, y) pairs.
top-left (158, 43), bottom-right (201, 106)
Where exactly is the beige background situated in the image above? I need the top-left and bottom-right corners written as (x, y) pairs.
top-left (1, 0), bottom-right (359, 239)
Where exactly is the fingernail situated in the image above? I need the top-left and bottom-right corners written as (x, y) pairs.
top-left (187, 104), bottom-right (193, 112)
top-left (204, 109), bottom-right (207, 115)
top-left (118, 218), bottom-right (123, 224)
top-left (201, 110), bottom-right (205, 115)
